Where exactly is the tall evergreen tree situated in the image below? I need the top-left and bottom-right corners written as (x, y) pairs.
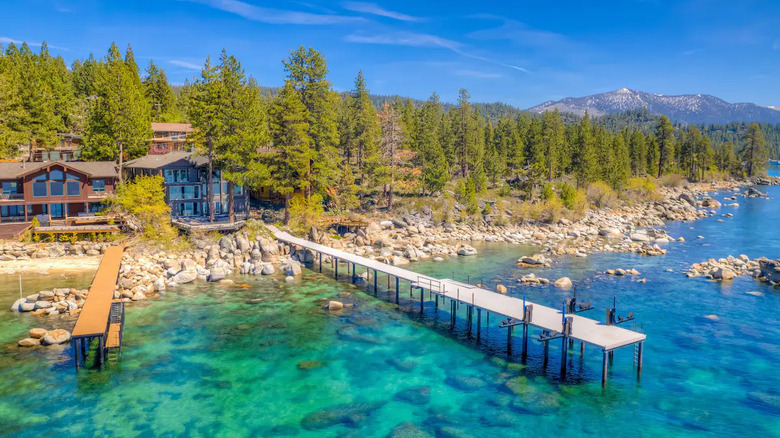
top-left (82, 43), bottom-right (151, 178)
top-left (283, 46), bottom-right (339, 197)
top-left (629, 130), bottom-right (647, 176)
top-left (540, 109), bottom-right (565, 181)
top-left (378, 102), bottom-right (406, 208)
top-left (188, 57), bottom-right (221, 221)
top-left (741, 123), bottom-right (768, 177)
top-left (350, 71), bottom-right (381, 185)
top-left (419, 93), bottom-right (448, 194)
top-left (574, 112), bottom-right (598, 186)
top-left (269, 81), bottom-right (313, 224)
top-left (143, 60), bottom-right (178, 122)
top-left (655, 115), bottom-right (675, 177)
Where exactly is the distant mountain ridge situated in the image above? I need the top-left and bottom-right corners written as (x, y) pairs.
top-left (528, 88), bottom-right (780, 125)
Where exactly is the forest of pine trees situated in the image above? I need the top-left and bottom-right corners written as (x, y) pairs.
top-left (0, 41), bottom-right (774, 223)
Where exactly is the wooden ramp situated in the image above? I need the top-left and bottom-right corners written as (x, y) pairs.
top-left (71, 246), bottom-right (126, 369)
top-left (269, 226), bottom-right (646, 385)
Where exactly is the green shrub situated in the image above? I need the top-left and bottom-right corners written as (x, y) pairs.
top-left (622, 177), bottom-right (661, 203)
top-left (586, 182), bottom-right (617, 208)
top-left (659, 173), bottom-right (686, 188)
top-left (541, 183), bottom-right (556, 201)
top-left (114, 175), bottom-right (178, 244)
top-left (289, 193), bottom-right (325, 234)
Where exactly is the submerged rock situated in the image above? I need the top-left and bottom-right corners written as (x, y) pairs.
top-left (389, 422), bottom-right (432, 438)
top-left (300, 401), bottom-right (386, 430)
top-left (393, 386), bottom-right (430, 405)
top-left (18, 338), bottom-right (40, 347)
top-left (554, 277), bottom-right (573, 289)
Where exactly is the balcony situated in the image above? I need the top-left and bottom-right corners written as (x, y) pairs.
top-left (0, 193), bottom-right (24, 203)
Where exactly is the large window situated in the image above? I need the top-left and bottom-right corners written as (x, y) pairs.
top-left (1, 205), bottom-right (25, 219)
top-left (49, 181), bottom-right (64, 197)
top-left (92, 179), bottom-right (105, 192)
top-left (67, 181), bottom-right (80, 196)
top-left (33, 182), bottom-right (47, 197)
top-left (1, 182), bottom-right (17, 194)
top-left (234, 184), bottom-right (244, 196)
top-left (89, 202), bottom-right (105, 214)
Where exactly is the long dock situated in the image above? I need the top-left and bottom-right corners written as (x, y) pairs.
top-left (269, 226), bottom-right (646, 385)
top-left (71, 246), bottom-right (126, 369)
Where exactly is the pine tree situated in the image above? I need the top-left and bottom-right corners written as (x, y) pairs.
top-left (82, 43), bottom-right (152, 178)
top-left (574, 112), bottom-right (598, 186)
top-left (419, 94), bottom-right (448, 194)
top-left (607, 135), bottom-right (631, 189)
top-left (541, 110), bottom-right (564, 181)
top-left (188, 57), bottom-right (221, 221)
top-left (629, 130), bottom-right (647, 176)
top-left (379, 102), bottom-right (405, 208)
top-left (213, 51), bottom-right (269, 223)
top-left (283, 47), bottom-right (339, 197)
top-left (742, 123), bottom-right (768, 177)
top-left (143, 60), bottom-right (178, 122)
top-left (453, 88), bottom-right (475, 177)
top-left (646, 134), bottom-right (659, 177)
top-left (269, 81), bottom-right (313, 224)
top-left (655, 115), bottom-right (675, 177)
top-left (350, 71), bottom-right (381, 186)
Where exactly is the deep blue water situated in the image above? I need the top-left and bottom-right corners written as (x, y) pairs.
top-left (1, 170), bottom-right (779, 437)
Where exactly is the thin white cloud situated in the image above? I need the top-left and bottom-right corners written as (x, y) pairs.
top-left (191, 0), bottom-right (364, 25)
top-left (341, 2), bottom-right (422, 22)
top-left (345, 31), bottom-right (530, 73)
top-left (456, 70), bottom-right (502, 79)
top-left (0, 36), bottom-right (68, 51)
top-left (467, 18), bottom-right (568, 48)
top-left (169, 60), bottom-right (202, 71)
top-left (345, 32), bottom-right (460, 50)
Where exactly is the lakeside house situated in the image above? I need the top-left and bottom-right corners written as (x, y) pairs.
top-left (0, 161), bottom-right (118, 224)
top-left (124, 151), bottom-right (248, 219)
top-left (149, 123), bottom-right (195, 155)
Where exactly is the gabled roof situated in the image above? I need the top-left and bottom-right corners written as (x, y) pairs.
top-left (0, 161), bottom-right (118, 179)
top-left (151, 122), bottom-right (194, 133)
top-left (125, 151), bottom-right (206, 169)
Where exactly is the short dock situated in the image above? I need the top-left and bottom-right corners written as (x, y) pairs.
top-left (269, 226), bottom-right (646, 386)
top-left (70, 246), bottom-right (126, 369)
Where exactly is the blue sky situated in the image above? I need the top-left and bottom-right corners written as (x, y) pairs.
top-left (1, 0), bottom-right (779, 108)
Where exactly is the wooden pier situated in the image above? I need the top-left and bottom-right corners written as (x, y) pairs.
top-left (269, 226), bottom-right (646, 386)
top-left (70, 246), bottom-right (126, 369)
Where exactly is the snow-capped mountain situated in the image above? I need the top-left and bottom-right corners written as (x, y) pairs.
top-left (528, 88), bottom-right (780, 124)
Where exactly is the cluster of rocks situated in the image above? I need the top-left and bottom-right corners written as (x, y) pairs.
top-left (685, 255), bottom-right (780, 282)
top-left (17, 328), bottom-right (71, 347)
top-left (115, 233), bottom-right (296, 300)
top-left (0, 242), bottom-right (112, 261)
top-left (605, 268), bottom-right (641, 276)
top-left (517, 273), bottom-right (573, 289)
top-left (11, 288), bottom-right (88, 316)
top-left (517, 254), bottom-right (552, 268)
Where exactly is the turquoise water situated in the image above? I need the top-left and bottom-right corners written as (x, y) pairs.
top-left (1, 172), bottom-right (780, 437)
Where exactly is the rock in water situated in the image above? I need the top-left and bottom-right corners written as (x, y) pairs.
top-left (393, 386), bottom-right (431, 405)
top-left (208, 267), bottom-right (227, 282)
top-left (327, 301), bottom-right (344, 311)
top-left (29, 328), bottom-right (47, 339)
top-left (18, 338), bottom-right (41, 347)
top-left (496, 284), bottom-right (508, 294)
top-left (554, 277), bottom-right (573, 289)
top-left (300, 401), bottom-right (386, 430)
top-left (456, 245), bottom-right (477, 256)
top-left (41, 329), bottom-right (71, 345)
top-left (389, 422), bottom-right (433, 438)
top-left (10, 298), bottom-right (26, 312)
top-left (171, 270), bottom-right (197, 284)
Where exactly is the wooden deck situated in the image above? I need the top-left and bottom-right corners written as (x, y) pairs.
top-left (106, 323), bottom-right (122, 349)
top-left (35, 225), bottom-right (120, 234)
top-left (72, 246), bottom-right (124, 338)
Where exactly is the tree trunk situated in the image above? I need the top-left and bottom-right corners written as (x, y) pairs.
top-left (228, 181), bottom-right (235, 224)
top-left (207, 135), bottom-right (214, 222)
top-left (283, 193), bottom-right (291, 225)
top-left (387, 180), bottom-right (393, 209)
top-left (118, 140), bottom-right (124, 186)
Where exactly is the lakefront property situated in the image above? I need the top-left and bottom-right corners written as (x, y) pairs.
top-left (2, 2), bottom-right (780, 437)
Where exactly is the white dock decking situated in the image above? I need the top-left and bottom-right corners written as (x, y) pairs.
top-left (270, 227), bottom-right (646, 352)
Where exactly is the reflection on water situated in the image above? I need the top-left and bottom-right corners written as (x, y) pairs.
top-left (1, 182), bottom-right (779, 437)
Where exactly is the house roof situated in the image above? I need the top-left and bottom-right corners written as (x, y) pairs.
top-left (151, 122), bottom-right (194, 133)
top-left (125, 151), bottom-right (206, 169)
top-left (0, 161), bottom-right (118, 179)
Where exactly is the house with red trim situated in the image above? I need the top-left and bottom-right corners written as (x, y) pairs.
top-left (0, 161), bottom-right (118, 224)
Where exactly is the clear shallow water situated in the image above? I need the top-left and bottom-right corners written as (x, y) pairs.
top-left (1, 173), bottom-right (780, 437)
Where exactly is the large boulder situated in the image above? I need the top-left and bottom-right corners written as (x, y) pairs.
top-left (219, 236), bottom-right (234, 253)
top-left (678, 193), bottom-right (697, 206)
top-left (10, 298), bottom-right (26, 312)
top-left (711, 267), bottom-right (736, 280)
top-left (701, 198), bottom-right (721, 208)
top-left (29, 328), bottom-right (47, 339)
top-left (208, 267), bottom-right (227, 282)
top-left (285, 261), bottom-right (303, 276)
top-left (457, 245), bottom-right (477, 256)
top-left (171, 269), bottom-right (198, 284)
top-left (18, 338), bottom-right (40, 347)
top-left (629, 232), bottom-right (650, 242)
top-left (41, 329), bottom-right (71, 345)
top-left (554, 277), bottom-right (573, 289)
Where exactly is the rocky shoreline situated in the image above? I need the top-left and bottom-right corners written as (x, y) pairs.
top-left (686, 255), bottom-right (780, 287)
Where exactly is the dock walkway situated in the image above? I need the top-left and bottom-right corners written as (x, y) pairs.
top-left (71, 246), bottom-right (126, 368)
top-left (269, 226), bottom-right (646, 385)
